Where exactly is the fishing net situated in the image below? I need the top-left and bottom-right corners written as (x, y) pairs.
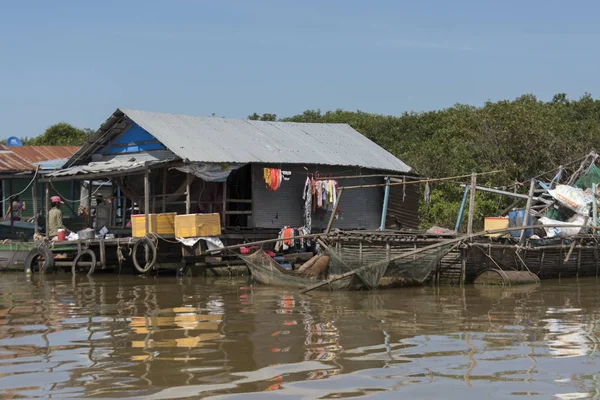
top-left (325, 242), bottom-right (456, 288)
top-left (574, 163), bottom-right (600, 190)
top-left (324, 247), bottom-right (389, 290)
top-left (385, 243), bottom-right (456, 283)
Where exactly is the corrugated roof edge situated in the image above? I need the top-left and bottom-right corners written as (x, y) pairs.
top-left (64, 108), bottom-right (413, 173)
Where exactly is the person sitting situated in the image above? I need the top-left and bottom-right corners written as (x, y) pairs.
top-left (48, 196), bottom-right (70, 240)
top-left (4, 195), bottom-right (25, 221)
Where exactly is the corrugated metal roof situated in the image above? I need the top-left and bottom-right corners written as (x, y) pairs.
top-left (0, 148), bottom-right (36, 172)
top-left (0, 145), bottom-right (79, 172)
top-left (68, 109), bottom-right (411, 173)
top-left (49, 158), bottom-right (171, 178)
top-left (7, 146), bottom-right (79, 163)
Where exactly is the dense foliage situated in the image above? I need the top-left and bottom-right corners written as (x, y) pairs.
top-left (22, 122), bottom-right (92, 146)
top-left (251, 93), bottom-right (600, 230)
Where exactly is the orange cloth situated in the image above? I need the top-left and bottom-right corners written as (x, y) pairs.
top-left (283, 227), bottom-right (293, 245)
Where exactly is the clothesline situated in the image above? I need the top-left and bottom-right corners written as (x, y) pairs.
top-left (340, 170), bottom-right (504, 190)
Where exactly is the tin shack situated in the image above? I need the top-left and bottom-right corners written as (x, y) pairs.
top-left (0, 145), bottom-right (80, 238)
top-left (44, 108), bottom-right (418, 245)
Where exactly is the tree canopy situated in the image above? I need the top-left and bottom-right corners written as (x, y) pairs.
top-left (22, 122), bottom-right (92, 146)
top-left (252, 93), bottom-right (600, 229)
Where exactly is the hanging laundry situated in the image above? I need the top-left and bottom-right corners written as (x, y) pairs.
top-left (263, 168), bottom-right (288, 191)
top-left (302, 177), bottom-right (312, 233)
top-left (303, 178), bottom-right (339, 217)
top-left (275, 226), bottom-right (312, 253)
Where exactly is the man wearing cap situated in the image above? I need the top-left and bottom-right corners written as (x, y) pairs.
top-left (48, 196), bottom-right (69, 239)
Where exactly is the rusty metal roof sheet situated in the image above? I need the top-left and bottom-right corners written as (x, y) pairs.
top-left (0, 145), bottom-right (79, 172)
top-left (67, 109), bottom-right (412, 173)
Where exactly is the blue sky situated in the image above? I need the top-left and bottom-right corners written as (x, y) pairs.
top-left (0, 0), bottom-right (598, 139)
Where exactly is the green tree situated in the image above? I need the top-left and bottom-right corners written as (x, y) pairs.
top-left (23, 122), bottom-right (92, 146)
top-left (266, 93), bottom-right (600, 230)
top-left (248, 113), bottom-right (277, 121)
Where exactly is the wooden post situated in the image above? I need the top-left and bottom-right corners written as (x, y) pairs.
top-left (162, 168), bottom-right (167, 213)
top-left (519, 178), bottom-right (536, 246)
top-left (45, 183), bottom-right (50, 236)
top-left (325, 188), bottom-right (344, 234)
top-left (222, 179), bottom-right (227, 228)
top-left (1, 180), bottom-right (5, 219)
top-left (186, 173), bottom-right (192, 214)
top-left (152, 189), bottom-right (156, 214)
top-left (8, 179), bottom-right (13, 235)
top-left (86, 180), bottom-right (92, 228)
top-left (122, 195), bottom-right (127, 228)
top-left (144, 171), bottom-right (150, 235)
top-left (466, 173), bottom-right (476, 235)
top-left (70, 181), bottom-right (76, 217)
top-left (32, 181), bottom-right (38, 233)
top-left (100, 239), bottom-right (106, 270)
top-left (460, 247), bottom-right (467, 286)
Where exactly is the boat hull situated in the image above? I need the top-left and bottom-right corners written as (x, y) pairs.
top-left (0, 242), bottom-right (37, 271)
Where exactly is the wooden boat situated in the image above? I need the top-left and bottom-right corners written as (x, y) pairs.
top-left (0, 241), bottom-right (37, 270)
top-left (0, 221), bottom-right (39, 241)
top-left (239, 250), bottom-right (363, 291)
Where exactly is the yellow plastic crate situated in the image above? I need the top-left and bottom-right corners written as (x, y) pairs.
top-left (484, 217), bottom-right (508, 237)
top-left (131, 213), bottom-right (176, 238)
top-left (175, 213), bottom-right (221, 238)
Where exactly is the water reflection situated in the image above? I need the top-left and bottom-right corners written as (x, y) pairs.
top-left (0, 274), bottom-right (598, 398)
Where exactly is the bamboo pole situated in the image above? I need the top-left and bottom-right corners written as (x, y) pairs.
top-left (222, 180), bottom-right (227, 228)
top-left (86, 180), bottom-right (92, 228)
top-left (340, 170), bottom-right (503, 190)
top-left (32, 180), bottom-right (38, 233)
top-left (144, 171), bottom-right (150, 234)
top-left (519, 179), bottom-right (536, 246)
top-left (45, 183), bottom-right (50, 236)
top-left (162, 169), bottom-right (167, 213)
top-left (185, 173), bottom-right (191, 214)
top-left (467, 173), bottom-right (476, 236)
top-left (204, 232), bottom-right (328, 254)
top-left (9, 179), bottom-right (13, 235)
top-left (325, 188), bottom-right (344, 234)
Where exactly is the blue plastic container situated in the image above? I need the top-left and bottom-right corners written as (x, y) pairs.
top-left (280, 262), bottom-right (292, 270)
top-left (508, 210), bottom-right (533, 238)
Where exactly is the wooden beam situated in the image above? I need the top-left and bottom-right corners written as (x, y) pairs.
top-left (32, 180), bottom-right (38, 233)
top-left (86, 180), bottom-right (92, 228)
top-left (162, 168), bottom-right (167, 213)
top-left (9, 179), bottom-right (13, 235)
top-left (45, 183), bottom-right (50, 236)
top-left (461, 184), bottom-right (551, 204)
top-left (325, 188), bottom-right (344, 234)
top-left (466, 173), bottom-right (476, 236)
top-left (144, 170), bottom-right (150, 234)
top-left (185, 173), bottom-right (192, 214)
top-left (222, 180), bottom-right (227, 228)
top-left (205, 232), bottom-right (327, 255)
top-left (341, 170), bottom-right (502, 190)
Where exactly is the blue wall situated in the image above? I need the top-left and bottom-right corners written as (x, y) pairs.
top-left (95, 124), bottom-right (165, 155)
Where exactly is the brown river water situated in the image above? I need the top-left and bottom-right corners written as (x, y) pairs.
top-left (0, 273), bottom-right (599, 399)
